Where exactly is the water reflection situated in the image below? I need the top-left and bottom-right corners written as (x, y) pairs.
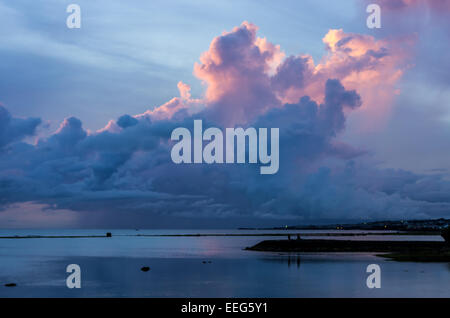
top-left (1, 229), bottom-right (450, 297)
top-left (261, 255), bottom-right (302, 268)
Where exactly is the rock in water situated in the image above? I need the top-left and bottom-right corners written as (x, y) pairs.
top-left (4, 283), bottom-right (16, 287)
top-left (441, 227), bottom-right (450, 244)
top-left (141, 266), bottom-right (150, 272)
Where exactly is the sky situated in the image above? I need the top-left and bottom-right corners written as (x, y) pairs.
top-left (1, 0), bottom-right (450, 228)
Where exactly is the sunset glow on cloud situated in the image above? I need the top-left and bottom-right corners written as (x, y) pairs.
top-left (145, 22), bottom-right (409, 130)
top-left (1, 1), bottom-right (450, 228)
top-left (373, 0), bottom-right (450, 11)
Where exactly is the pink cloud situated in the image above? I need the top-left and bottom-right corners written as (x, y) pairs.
top-left (0, 202), bottom-right (79, 228)
top-left (97, 119), bottom-right (121, 134)
top-left (375, 0), bottom-right (450, 11)
top-left (177, 81), bottom-right (192, 100)
top-left (316, 29), bottom-right (412, 130)
top-left (138, 81), bottom-right (203, 121)
top-left (193, 21), bottom-right (282, 125)
top-left (146, 22), bottom-right (411, 130)
top-left (270, 29), bottom-right (412, 131)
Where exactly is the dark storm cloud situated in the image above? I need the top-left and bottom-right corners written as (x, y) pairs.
top-left (0, 105), bottom-right (41, 150)
top-left (1, 74), bottom-right (449, 226)
top-left (1, 20), bottom-right (449, 227)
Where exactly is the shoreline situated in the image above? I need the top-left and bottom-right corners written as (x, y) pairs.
top-left (245, 239), bottom-right (450, 262)
top-left (0, 230), bottom-right (442, 239)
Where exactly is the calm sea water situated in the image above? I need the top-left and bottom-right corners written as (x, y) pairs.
top-left (0, 229), bottom-right (448, 297)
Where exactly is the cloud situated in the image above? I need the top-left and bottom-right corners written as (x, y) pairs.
top-left (374, 0), bottom-right (450, 12)
top-left (0, 21), bottom-right (448, 227)
top-left (0, 105), bottom-right (41, 150)
top-left (169, 22), bottom-right (409, 130)
top-left (193, 22), bottom-right (282, 126)
top-left (138, 81), bottom-right (204, 121)
top-left (0, 202), bottom-right (78, 228)
top-left (254, 79), bottom-right (362, 171)
top-left (275, 29), bottom-right (411, 130)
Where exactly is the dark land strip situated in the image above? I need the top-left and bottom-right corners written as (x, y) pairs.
top-left (245, 239), bottom-right (450, 262)
top-left (0, 231), bottom-right (442, 239)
